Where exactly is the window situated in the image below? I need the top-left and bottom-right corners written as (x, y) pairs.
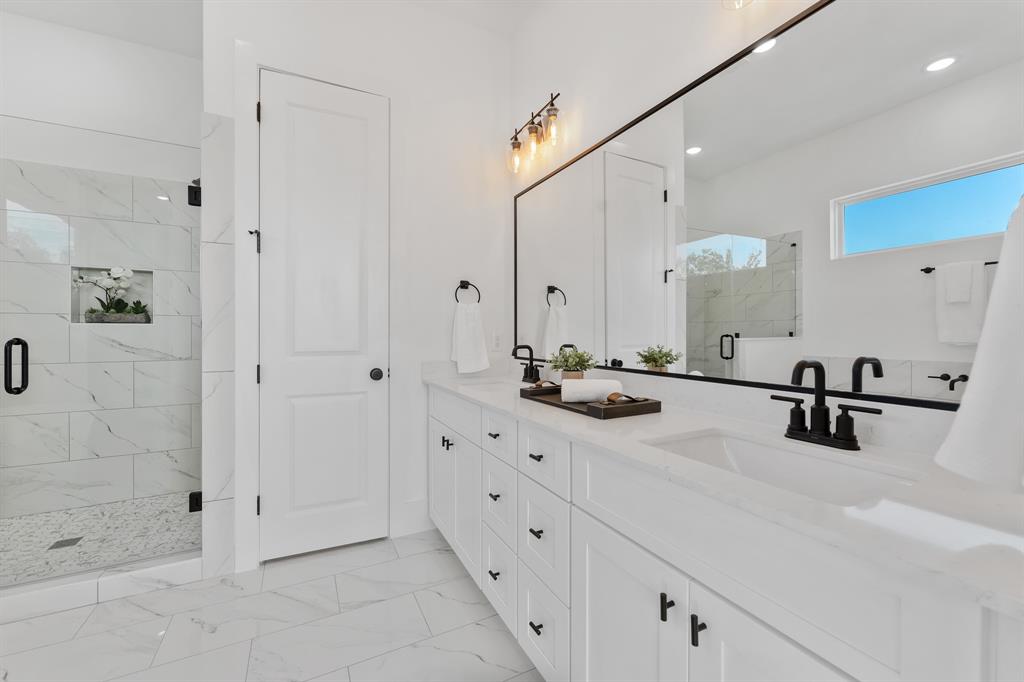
top-left (832, 156), bottom-right (1024, 258)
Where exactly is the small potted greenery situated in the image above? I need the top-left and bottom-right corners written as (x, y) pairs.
top-left (548, 347), bottom-right (597, 381)
top-left (636, 345), bottom-right (682, 372)
top-left (75, 267), bottom-right (151, 323)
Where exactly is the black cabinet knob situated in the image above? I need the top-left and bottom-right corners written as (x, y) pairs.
top-left (488, 493), bottom-right (501, 501)
top-left (370, 367), bottom-right (384, 381)
top-left (529, 621), bottom-right (544, 636)
top-left (528, 453), bottom-right (544, 462)
top-left (488, 570), bottom-right (500, 581)
top-left (529, 528), bottom-right (544, 539)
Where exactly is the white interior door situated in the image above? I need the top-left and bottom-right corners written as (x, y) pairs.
top-left (605, 152), bottom-right (668, 368)
top-left (258, 70), bottom-right (389, 561)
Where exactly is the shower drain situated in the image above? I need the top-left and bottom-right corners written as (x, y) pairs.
top-left (48, 536), bottom-right (84, 550)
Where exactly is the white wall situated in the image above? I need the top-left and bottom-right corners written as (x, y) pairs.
top-left (202, 0), bottom-right (513, 561)
top-left (689, 60), bottom-right (1023, 364)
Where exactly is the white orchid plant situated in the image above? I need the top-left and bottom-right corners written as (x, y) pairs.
top-left (74, 267), bottom-right (150, 318)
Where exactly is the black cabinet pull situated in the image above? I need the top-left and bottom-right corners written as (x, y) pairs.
top-left (488, 432), bottom-right (500, 439)
top-left (660, 592), bottom-right (676, 622)
top-left (488, 493), bottom-right (501, 501)
top-left (690, 614), bottom-right (708, 646)
top-left (528, 453), bottom-right (544, 462)
top-left (4, 338), bottom-right (28, 395)
top-left (529, 621), bottom-right (544, 636)
top-left (441, 436), bottom-right (449, 447)
top-left (529, 528), bottom-right (544, 539)
top-left (488, 570), bottom-right (500, 581)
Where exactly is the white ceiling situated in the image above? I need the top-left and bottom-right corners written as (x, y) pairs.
top-left (681, 0), bottom-right (1024, 180)
top-left (1, 0), bottom-right (203, 58)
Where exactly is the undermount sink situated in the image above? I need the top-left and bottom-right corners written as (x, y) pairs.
top-left (644, 429), bottom-right (917, 506)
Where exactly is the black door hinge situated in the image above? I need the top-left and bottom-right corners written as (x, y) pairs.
top-left (248, 229), bottom-right (261, 253)
top-left (663, 189), bottom-right (668, 203)
top-left (256, 101), bottom-right (261, 122)
top-left (256, 495), bottom-right (261, 515)
top-left (188, 491), bottom-right (202, 512)
top-left (256, 364), bottom-right (261, 384)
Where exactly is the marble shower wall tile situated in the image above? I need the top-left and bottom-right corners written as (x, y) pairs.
top-left (0, 210), bottom-right (70, 263)
top-left (152, 270), bottom-right (200, 315)
top-left (191, 316), bottom-right (202, 359)
top-left (70, 217), bottom-right (192, 271)
top-left (70, 405), bottom-right (192, 459)
top-left (201, 371), bottom-right (234, 501)
top-left (0, 313), bottom-right (70, 363)
top-left (134, 360), bottom-right (201, 407)
top-left (201, 498), bottom-right (235, 578)
top-left (134, 448), bottom-right (201, 498)
top-left (0, 262), bottom-right (69, 313)
top-left (132, 176), bottom-right (200, 228)
top-left (1, 159), bottom-right (133, 220)
top-left (0, 455), bottom-right (132, 517)
top-left (0, 362), bottom-right (133, 416)
top-left (200, 114), bottom-right (235, 244)
top-left (69, 315), bottom-right (191, 362)
top-left (0, 413), bottom-right (70, 467)
top-left (200, 242), bottom-right (234, 372)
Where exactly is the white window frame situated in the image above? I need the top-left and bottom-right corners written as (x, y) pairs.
top-left (830, 151), bottom-right (1024, 260)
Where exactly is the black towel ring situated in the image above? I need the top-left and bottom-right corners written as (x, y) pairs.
top-left (546, 285), bottom-right (567, 307)
top-left (455, 280), bottom-right (481, 303)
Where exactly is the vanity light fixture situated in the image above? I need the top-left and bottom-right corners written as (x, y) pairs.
top-left (753, 38), bottom-right (777, 54)
top-left (686, 146), bottom-right (703, 155)
top-left (156, 195), bottom-right (170, 201)
top-left (507, 92), bottom-right (560, 173)
top-left (925, 57), bottom-right (956, 72)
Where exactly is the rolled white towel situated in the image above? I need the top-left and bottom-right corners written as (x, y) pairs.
top-left (561, 379), bottom-right (624, 403)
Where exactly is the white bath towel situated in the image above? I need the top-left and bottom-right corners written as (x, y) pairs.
top-left (451, 301), bottom-right (490, 374)
top-left (935, 261), bottom-right (988, 345)
top-left (561, 379), bottom-right (624, 403)
top-left (542, 300), bottom-right (569, 358)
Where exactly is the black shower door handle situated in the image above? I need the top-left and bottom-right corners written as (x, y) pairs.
top-left (719, 334), bottom-right (735, 360)
top-left (4, 338), bottom-right (28, 395)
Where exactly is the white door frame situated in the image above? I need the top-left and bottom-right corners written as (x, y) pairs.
top-left (232, 44), bottom-right (391, 572)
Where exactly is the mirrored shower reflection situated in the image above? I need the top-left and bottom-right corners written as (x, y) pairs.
top-left (681, 229), bottom-right (801, 378)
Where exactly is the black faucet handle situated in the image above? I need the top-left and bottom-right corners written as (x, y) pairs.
top-left (771, 395), bottom-right (808, 433)
top-left (837, 403), bottom-right (883, 416)
top-left (770, 394), bottom-right (804, 405)
top-left (928, 373), bottom-right (951, 381)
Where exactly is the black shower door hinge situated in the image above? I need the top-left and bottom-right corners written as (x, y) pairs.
top-left (256, 495), bottom-right (261, 515)
top-left (188, 491), bottom-right (202, 512)
top-left (256, 100), bottom-right (261, 122)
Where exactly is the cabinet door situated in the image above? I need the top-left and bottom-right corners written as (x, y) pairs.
top-left (451, 431), bottom-right (482, 585)
top-left (428, 419), bottom-right (454, 539)
top-left (688, 583), bottom-right (848, 682)
top-left (571, 509), bottom-right (688, 682)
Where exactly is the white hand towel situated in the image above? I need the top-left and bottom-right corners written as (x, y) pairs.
top-left (542, 301), bottom-right (569, 358)
top-left (935, 261), bottom-right (988, 345)
top-left (451, 301), bottom-right (490, 374)
top-left (561, 379), bottom-right (623, 403)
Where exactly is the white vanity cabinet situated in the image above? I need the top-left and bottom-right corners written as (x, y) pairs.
top-left (428, 418), bottom-right (455, 539)
top-left (571, 508), bottom-right (689, 682)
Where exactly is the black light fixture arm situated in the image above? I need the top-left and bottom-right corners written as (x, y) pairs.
top-left (511, 93), bottom-right (561, 141)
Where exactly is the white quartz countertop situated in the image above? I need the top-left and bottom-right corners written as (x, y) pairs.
top-left (425, 375), bottom-right (1024, 619)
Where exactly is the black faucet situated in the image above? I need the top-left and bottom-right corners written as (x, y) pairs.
top-left (851, 357), bottom-right (883, 393)
top-left (791, 360), bottom-right (829, 436)
top-left (512, 345), bottom-right (540, 383)
top-left (949, 374), bottom-right (969, 391)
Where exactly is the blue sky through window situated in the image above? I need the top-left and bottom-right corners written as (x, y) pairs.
top-left (843, 163), bottom-right (1023, 256)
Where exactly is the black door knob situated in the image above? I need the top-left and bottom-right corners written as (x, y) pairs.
top-left (370, 368), bottom-right (384, 381)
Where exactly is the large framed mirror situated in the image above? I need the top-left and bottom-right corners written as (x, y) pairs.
top-left (515, 0), bottom-right (1024, 409)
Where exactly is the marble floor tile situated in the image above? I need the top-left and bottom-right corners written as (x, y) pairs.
top-left (112, 640), bottom-right (252, 681)
top-left (347, 616), bottom-right (532, 682)
top-left (414, 576), bottom-right (496, 635)
top-left (392, 528), bottom-right (447, 558)
top-left (0, 603), bottom-right (94, 656)
top-left (506, 669), bottom-right (544, 682)
top-left (332, 550), bottom-right (465, 613)
top-left (246, 593), bottom-right (430, 682)
top-left (0, 617), bottom-right (169, 682)
top-left (151, 577), bottom-right (338, 666)
top-left (260, 539), bottom-right (397, 592)
top-left (309, 668), bottom-right (351, 682)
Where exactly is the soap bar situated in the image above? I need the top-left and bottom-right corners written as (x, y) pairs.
top-left (561, 379), bottom-right (624, 403)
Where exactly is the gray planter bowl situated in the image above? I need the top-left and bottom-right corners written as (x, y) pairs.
top-left (84, 312), bottom-right (151, 324)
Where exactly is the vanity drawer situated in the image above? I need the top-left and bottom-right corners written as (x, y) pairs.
top-left (429, 387), bottom-right (481, 445)
top-left (481, 409), bottom-right (516, 465)
top-left (481, 523), bottom-right (517, 636)
top-left (518, 560), bottom-right (571, 682)
top-left (517, 422), bottom-right (571, 500)
top-left (517, 473), bottom-right (571, 605)
top-left (482, 452), bottom-right (517, 549)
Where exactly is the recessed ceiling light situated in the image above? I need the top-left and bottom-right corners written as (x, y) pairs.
top-left (925, 57), bottom-right (955, 72)
top-left (752, 39), bottom-right (777, 54)
top-left (686, 147), bottom-right (703, 156)
top-left (156, 195), bottom-right (170, 201)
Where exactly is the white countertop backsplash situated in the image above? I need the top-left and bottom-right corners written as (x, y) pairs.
top-left (422, 362), bottom-right (1024, 619)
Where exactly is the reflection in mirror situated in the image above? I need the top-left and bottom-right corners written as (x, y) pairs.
top-left (515, 0), bottom-right (1024, 404)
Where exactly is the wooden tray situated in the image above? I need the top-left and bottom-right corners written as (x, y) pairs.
top-left (520, 389), bottom-right (661, 420)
